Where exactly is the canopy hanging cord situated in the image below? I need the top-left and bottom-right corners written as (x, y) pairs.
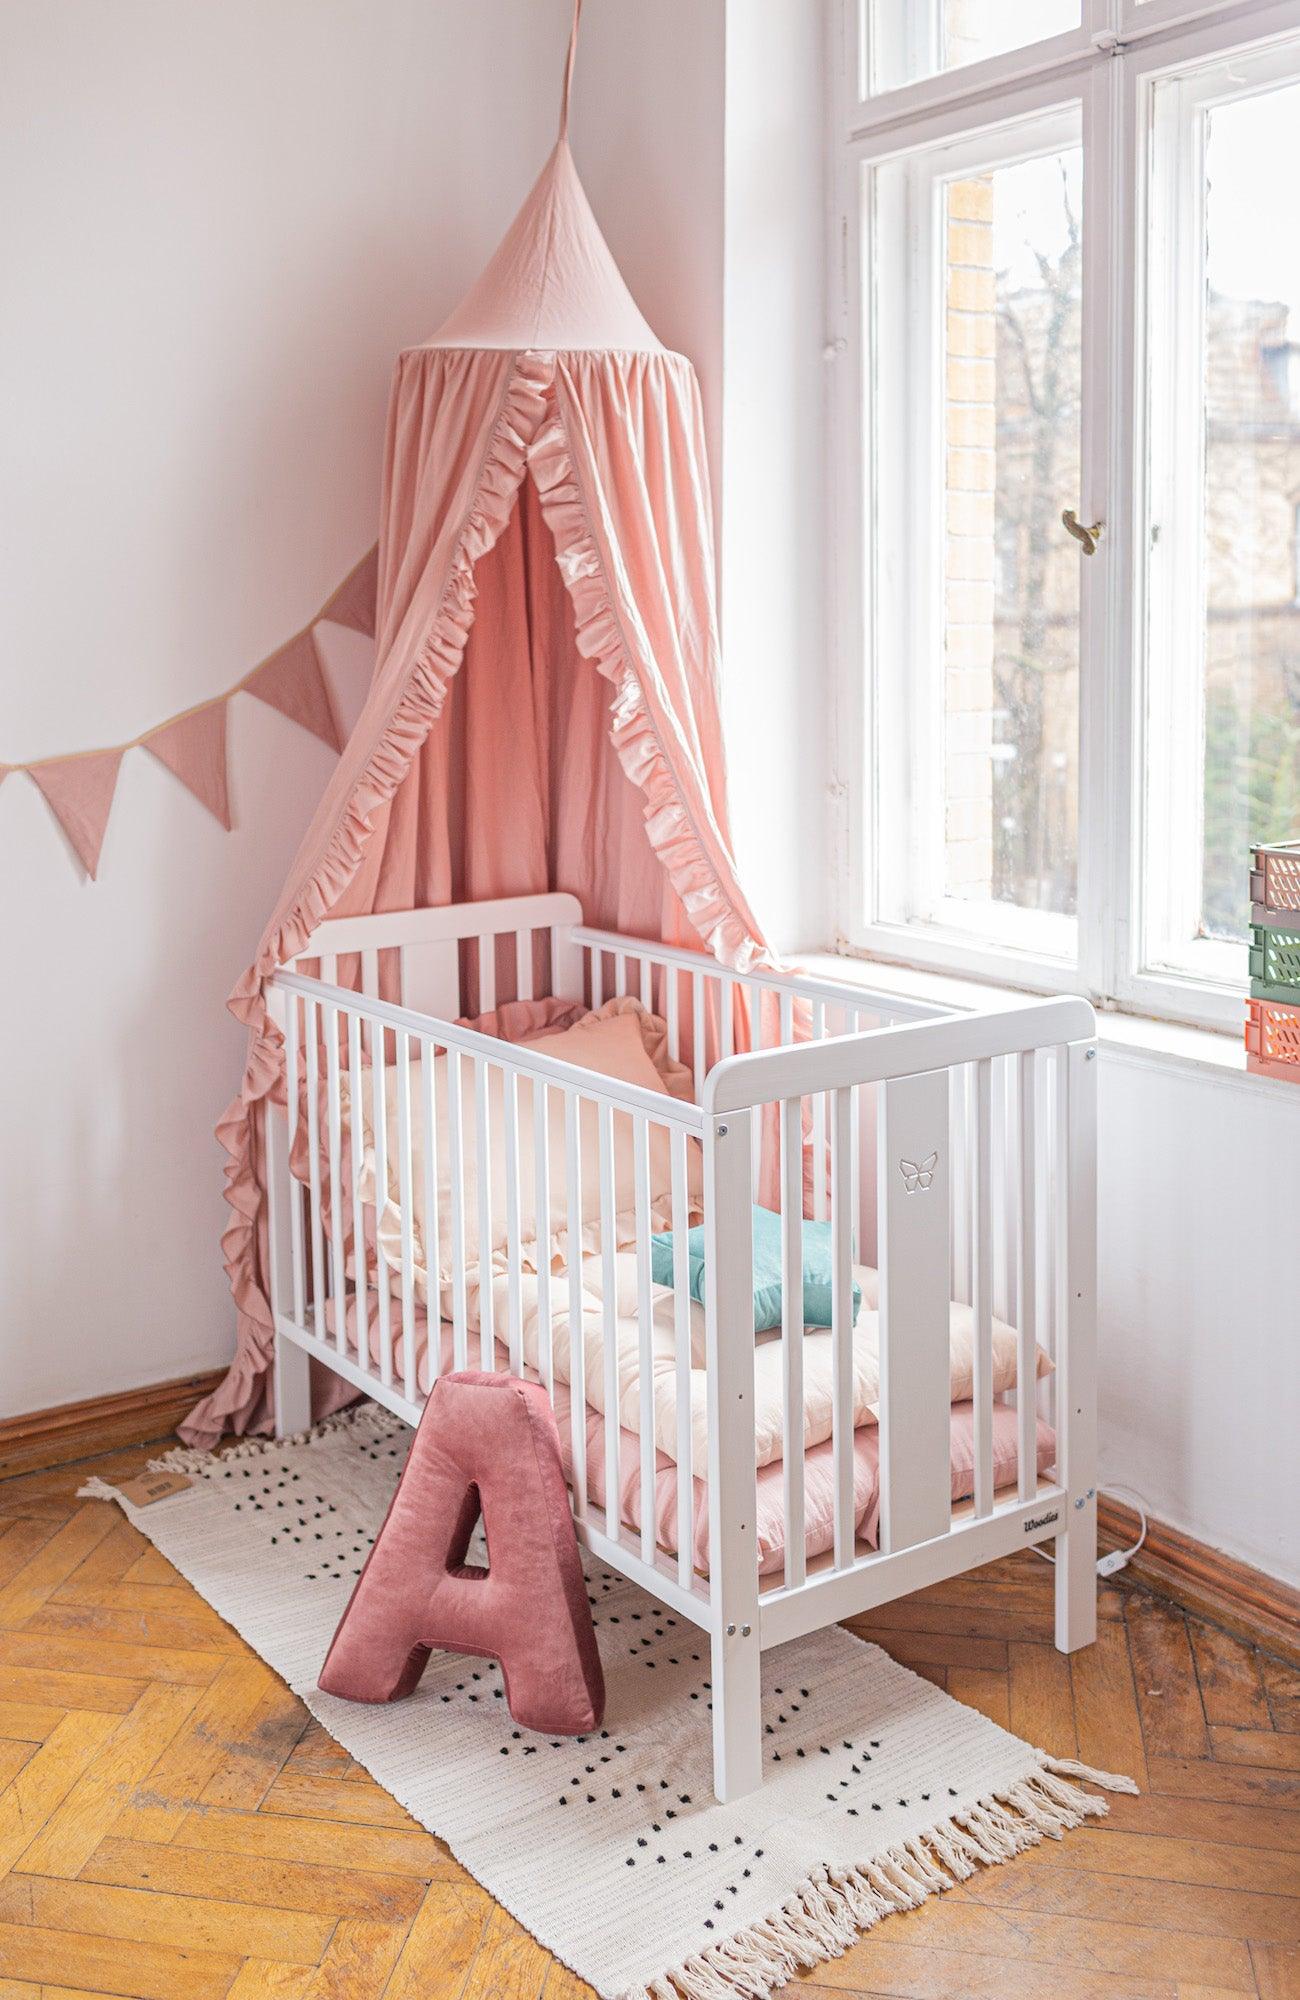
top-left (558, 0), bottom-right (583, 142)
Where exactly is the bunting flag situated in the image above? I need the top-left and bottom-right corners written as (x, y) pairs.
top-left (245, 628), bottom-right (343, 753)
top-left (3, 545), bottom-right (377, 878)
top-left (28, 749), bottom-right (125, 879)
top-left (143, 701), bottom-right (232, 830)
top-left (322, 545), bottom-right (379, 637)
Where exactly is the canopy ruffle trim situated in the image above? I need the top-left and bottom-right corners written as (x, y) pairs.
top-left (527, 410), bottom-right (770, 980)
top-left (182, 353), bottom-right (552, 1447)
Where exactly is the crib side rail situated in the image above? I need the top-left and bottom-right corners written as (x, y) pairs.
top-left (701, 996), bottom-right (1097, 1645)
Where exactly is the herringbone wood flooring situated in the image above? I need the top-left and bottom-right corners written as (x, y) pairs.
top-left (0, 1441), bottom-right (1295, 1999)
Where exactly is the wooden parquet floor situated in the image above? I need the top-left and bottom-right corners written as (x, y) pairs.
top-left (0, 1442), bottom-right (1295, 2000)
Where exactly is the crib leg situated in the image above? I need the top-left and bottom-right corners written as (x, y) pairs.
top-left (1054, 1504), bottom-right (1097, 1654)
top-left (710, 1623), bottom-right (762, 1803)
top-left (274, 1332), bottom-right (312, 1440)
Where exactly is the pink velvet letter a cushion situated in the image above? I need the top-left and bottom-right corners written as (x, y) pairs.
top-left (318, 1372), bottom-right (604, 1735)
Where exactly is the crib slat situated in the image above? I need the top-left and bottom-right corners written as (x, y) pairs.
top-left (633, 1115), bottom-right (656, 1565)
top-left (615, 950), bottom-right (627, 997)
top-left (446, 1049), bottom-right (469, 1370)
top-left (1053, 1046), bottom-right (1071, 1449)
top-left (420, 1039), bottom-right (439, 1384)
top-left (1017, 1049), bottom-right (1038, 1501)
top-left (551, 923), bottom-right (583, 1005)
top-left (474, 1055), bottom-right (495, 1369)
top-left (285, 994), bottom-right (305, 1326)
top-left (361, 949), bottom-right (379, 999)
top-left (1002, 1054), bottom-right (1020, 1325)
top-left (534, 1080), bottom-right (552, 1400)
top-left (811, 1002), bottom-right (827, 1223)
top-left (565, 1091), bottom-right (587, 1520)
top-left (347, 1012), bottom-right (369, 1375)
top-left (671, 1126), bottom-right (693, 1589)
top-left (503, 1068), bottom-right (523, 1374)
top-left (779, 990), bottom-right (793, 1048)
top-left (394, 1031), bottom-right (416, 1402)
top-left (972, 1057), bottom-right (994, 1517)
top-left (720, 974), bottom-right (734, 1061)
top-left (749, 990), bottom-right (764, 1202)
top-left (304, 1000), bottom-right (326, 1346)
top-left (692, 972), bottom-right (706, 1104)
top-left (780, 1094), bottom-right (805, 1592)
top-left (264, 1094), bottom-right (289, 1330)
top-left (949, 1064), bottom-right (972, 1305)
top-left (598, 1102), bottom-right (620, 1544)
top-left (666, 968), bottom-right (679, 1063)
top-left (850, 1018), bottom-right (863, 1259)
top-left (515, 929), bottom-right (534, 1004)
top-left (370, 1012), bottom-right (393, 1388)
top-left (877, 1067), bottom-right (951, 1556)
top-left (478, 937), bottom-right (496, 1016)
top-left (831, 1087), bottom-right (855, 1569)
top-left (639, 955), bottom-right (653, 1011)
top-left (590, 947), bottom-right (604, 1011)
top-left (1037, 1059), bottom-right (1056, 1426)
top-left (325, 1006), bottom-right (346, 1356)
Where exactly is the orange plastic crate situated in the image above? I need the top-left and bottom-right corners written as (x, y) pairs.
top-left (1245, 995), bottom-right (1300, 1081)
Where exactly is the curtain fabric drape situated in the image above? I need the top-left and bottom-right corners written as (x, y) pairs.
top-left (183, 346), bottom-right (780, 1447)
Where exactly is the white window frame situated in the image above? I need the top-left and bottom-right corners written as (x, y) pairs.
top-left (829, 0), bottom-right (1300, 1034)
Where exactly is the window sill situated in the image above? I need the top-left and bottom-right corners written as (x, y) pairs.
top-left (799, 949), bottom-right (1300, 1102)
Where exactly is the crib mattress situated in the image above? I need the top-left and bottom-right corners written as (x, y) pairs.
top-left (327, 1293), bottom-right (1055, 1578)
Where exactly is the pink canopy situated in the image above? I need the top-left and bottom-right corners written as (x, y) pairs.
top-left (183, 3), bottom-right (780, 1448)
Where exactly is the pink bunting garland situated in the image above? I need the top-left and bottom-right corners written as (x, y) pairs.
top-left (4, 545), bottom-right (376, 878)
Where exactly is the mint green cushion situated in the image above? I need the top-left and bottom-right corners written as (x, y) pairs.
top-left (650, 1204), bottom-right (861, 1331)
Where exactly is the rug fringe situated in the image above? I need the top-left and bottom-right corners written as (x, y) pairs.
top-left (616, 1762), bottom-right (1132, 2000)
top-left (77, 1406), bottom-right (397, 1506)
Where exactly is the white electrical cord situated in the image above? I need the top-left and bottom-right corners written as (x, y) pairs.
top-left (1030, 1484), bottom-right (1149, 1577)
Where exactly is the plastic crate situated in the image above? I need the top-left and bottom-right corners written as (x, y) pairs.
top-left (1244, 995), bottom-right (1300, 1081)
top-left (1249, 840), bottom-right (1300, 924)
top-left (1249, 923), bottom-right (1300, 1004)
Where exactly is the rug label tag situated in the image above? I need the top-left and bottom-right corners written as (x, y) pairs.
top-left (118, 1470), bottom-right (192, 1507)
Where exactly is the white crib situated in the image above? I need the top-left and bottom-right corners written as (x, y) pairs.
top-left (262, 892), bottom-right (1097, 1802)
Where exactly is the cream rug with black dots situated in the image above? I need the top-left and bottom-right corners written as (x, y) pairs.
top-left (84, 1404), bottom-right (1135, 2000)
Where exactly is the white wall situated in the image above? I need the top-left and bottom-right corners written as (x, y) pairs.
top-left (719, 2), bottom-right (831, 953)
top-left (0, 0), bottom-right (574, 1415)
top-left (1097, 1051), bottom-right (1300, 1589)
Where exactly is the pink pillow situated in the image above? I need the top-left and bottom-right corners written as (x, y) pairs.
top-left (464, 996), bottom-right (694, 1102)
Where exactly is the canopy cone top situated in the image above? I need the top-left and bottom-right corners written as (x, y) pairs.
top-left (430, 1), bottom-right (661, 354)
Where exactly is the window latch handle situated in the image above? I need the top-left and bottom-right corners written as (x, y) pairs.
top-left (1062, 509), bottom-right (1104, 556)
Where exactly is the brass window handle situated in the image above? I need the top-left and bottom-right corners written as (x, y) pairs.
top-left (1062, 508), bottom-right (1104, 556)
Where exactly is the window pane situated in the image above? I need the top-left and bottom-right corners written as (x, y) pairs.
top-left (1143, 49), bottom-right (1300, 977)
top-left (870, 119), bottom-right (1082, 960)
top-left (869, 0), bottom-right (1079, 94)
top-left (944, 153), bottom-right (1082, 919)
top-left (1201, 87), bottom-right (1300, 941)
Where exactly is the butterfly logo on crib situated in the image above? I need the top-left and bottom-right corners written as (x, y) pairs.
top-left (899, 1151), bottom-right (939, 1193)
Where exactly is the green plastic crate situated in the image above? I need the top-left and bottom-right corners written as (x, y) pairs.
top-left (1248, 922), bottom-right (1300, 1004)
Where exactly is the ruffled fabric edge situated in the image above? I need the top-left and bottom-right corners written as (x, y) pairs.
top-left (527, 404), bottom-right (772, 981)
top-left (181, 352), bottom-right (553, 1447)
